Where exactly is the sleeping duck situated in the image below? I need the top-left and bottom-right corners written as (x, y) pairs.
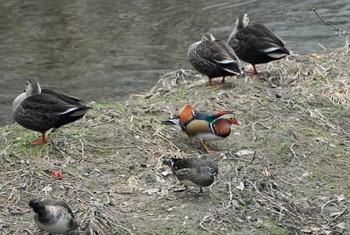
top-left (228, 12), bottom-right (290, 75)
top-left (188, 33), bottom-right (243, 85)
top-left (12, 79), bottom-right (91, 145)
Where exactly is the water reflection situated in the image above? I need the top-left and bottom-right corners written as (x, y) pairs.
top-left (1, 0), bottom-right (349, 125)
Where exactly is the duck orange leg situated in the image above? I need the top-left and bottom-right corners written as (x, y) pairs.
top-left (208, 78), bottom-right (212, 86)
top-left (32, 132), bottom-right (48, 145)
top-left (221, 76), bottom-right (225, 84)
top-left (252, 64), bottom-right (258, 75)
top-left (247, 64), bottom-right (258, 75)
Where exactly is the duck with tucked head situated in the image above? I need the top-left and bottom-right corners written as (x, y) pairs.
top-left (12, 79), bottom-right (91, 145)
top-left (29, 198), bottom-right (79, 234)
top-left (162, 105), bottom-right (240, 152)
top-left (163, 158), bottom-right (218, 193)
top-left (228, 12), bottom-right (290, 75)
top-left (188, 33), bottom-right (243, 86)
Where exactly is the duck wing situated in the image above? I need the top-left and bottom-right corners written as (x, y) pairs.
top-left (249, 24), bottom-right (290, 55)
top-left (174, 167), bottom-right (198, 182)
top-left (42, 89), bottom-right (85, 104)
top-left (15, 93), bottom-right (90, 131)
top-left (209, 40), bottom-right (242, 75)
top-left (44, 199), bottom-right (76, 218)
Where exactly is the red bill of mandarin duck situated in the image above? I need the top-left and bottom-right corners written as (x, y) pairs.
top-left (188, 33), bottom-right (243, 86)
top-left (12, 79), bottom-right (91, 145)
top-left (29, 198), bottom-right (79, 234)
top-left (162, 105), bottom-right (240, 152)
top-left (228, 12), bottom-right (290, 75)
top-left (163, 158), bottom-right (218, 193)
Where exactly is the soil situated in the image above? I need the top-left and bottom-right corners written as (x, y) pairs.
top-left (0, 48), bottom-right (350, 235)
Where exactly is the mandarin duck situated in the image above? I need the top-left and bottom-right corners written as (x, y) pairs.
top-left (12, 79), bottom-right (91, 145)
top-left (29, 198), bottom-right (79, 234)
top-left (228, 12), bottom-right (290, 75)
top-left (188, 33), bottom-right (243, 86)
top-left (163, 158), bottom-right (218, 193)
top-left (162, 105), bottom-right (240, 152)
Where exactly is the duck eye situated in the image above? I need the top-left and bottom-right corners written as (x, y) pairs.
top-left (210, 167), bottom-right (214, 171)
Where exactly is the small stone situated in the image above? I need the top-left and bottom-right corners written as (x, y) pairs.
top-left (236, 182), bottom-right (244, 191)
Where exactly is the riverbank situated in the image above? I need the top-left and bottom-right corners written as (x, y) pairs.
top-left (1, 48), bottom-right (349, 234)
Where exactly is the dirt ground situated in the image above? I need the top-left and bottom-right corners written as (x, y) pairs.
top-left (1, 48), bottom-right (350, 235)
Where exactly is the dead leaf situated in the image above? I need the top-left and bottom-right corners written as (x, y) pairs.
top-left (337, 194), bottom-right (345, 202)
top-left (234, 149), bottom-right (255, 157)
top-left (307, 54), bottom-right (321, 59)
top-left (336, 222), bottom-right (346, 230)
top-left (143, 188), bottom-right (159, 195)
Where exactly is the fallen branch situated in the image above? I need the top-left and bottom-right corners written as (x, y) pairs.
top-left (313, 8), bottom-right (350, 48)
top-left (313, 8), bottom-right (349, 34)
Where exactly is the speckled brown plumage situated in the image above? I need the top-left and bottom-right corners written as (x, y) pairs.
top-left (12, 79), bottom-right (91, 144)
top-left (29, 198), bottom-right (79, 234)
top-left (188, 33), bottom-right (243, 85)
top-left (163, 158), bottom-right (218, 193)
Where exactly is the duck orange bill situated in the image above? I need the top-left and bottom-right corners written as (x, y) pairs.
top-left (233, 120), bottom-right (240, 125)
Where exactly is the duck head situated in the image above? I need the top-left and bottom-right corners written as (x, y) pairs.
top-left (29, 199), bottom-right (46, 215)
top-left (236, 12), bottom-right (249, 29)
top-left (214, 111), bottom-right (240, 126)
top-left (200, 163), bottom-right (219, 176)
top-left (12, 79), bottom-right (42, 112)
top-left (229, 12), bottom-right (249, 41)
top-left (202, 33), bottom-right (215, 42)
top-left (26, 79), bottom-right (41, 96)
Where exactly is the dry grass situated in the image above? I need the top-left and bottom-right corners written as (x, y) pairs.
top-left (0, 47), bottom-right (349, 234)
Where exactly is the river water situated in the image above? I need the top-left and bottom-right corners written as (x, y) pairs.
top-left (1, 0), bottom-right (349, 126)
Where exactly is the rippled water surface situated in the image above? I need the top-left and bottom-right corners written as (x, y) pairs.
top-left (1, 0), bottom-right (349, 125)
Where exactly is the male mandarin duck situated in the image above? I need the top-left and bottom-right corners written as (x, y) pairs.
top-left (12, 79), bottom-right (91, 145)
top-left (162, 104), bottom-right (194, 132)
top-left (163, 158), bottom-right (218, 193)
top-left (29, 198), bottom-right (79, 234)
top-left (228, 12), bottom-right (290, 75)
top-left (187, 33), bottom-right (243, 86)
top-left (162, 105), bottom-right (240, 152)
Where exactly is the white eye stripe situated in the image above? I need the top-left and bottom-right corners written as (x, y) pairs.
top-left (217, 114), bottom-right (235, 119)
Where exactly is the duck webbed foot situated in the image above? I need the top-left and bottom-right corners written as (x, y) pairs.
top-left (32, 132), bottom-right (48, 145)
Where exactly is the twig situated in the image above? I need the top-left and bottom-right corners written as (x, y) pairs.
top-left (199, 215), bottom-right (210, 231)
top-left (225, 181), bottom-right (233, 209)
top-left (290, 144), bottom-right (300, 164)
top-left (247, 180), bottom-right (305, 222)
top-left (244, 151), bottom-right (257, 168)
top-left (329, 207), bottom-right (348, 225)
top-left (153, 132), bottom-right (181, 151)
top-left (313, 8), bottom-right (350, 36)
top-left (320, 199), bottom-right (337, 222)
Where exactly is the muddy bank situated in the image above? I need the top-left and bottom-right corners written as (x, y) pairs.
top-left (1, 48), bottom-right (350, 234)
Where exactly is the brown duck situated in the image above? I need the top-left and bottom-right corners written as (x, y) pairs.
top-left (12, 79), bottom-right (91, 144)
top-left (29, 198), bottom-right (79, 234)
top-left (163, 158), bottom-right (218, 193)
top-left (188, 33), bottom-right (243, 86)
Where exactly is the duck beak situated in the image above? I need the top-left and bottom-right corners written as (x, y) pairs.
top-left (233, 120), bottom-right (240, 125)
top-left (214, 172), bottom-right (219, 179)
